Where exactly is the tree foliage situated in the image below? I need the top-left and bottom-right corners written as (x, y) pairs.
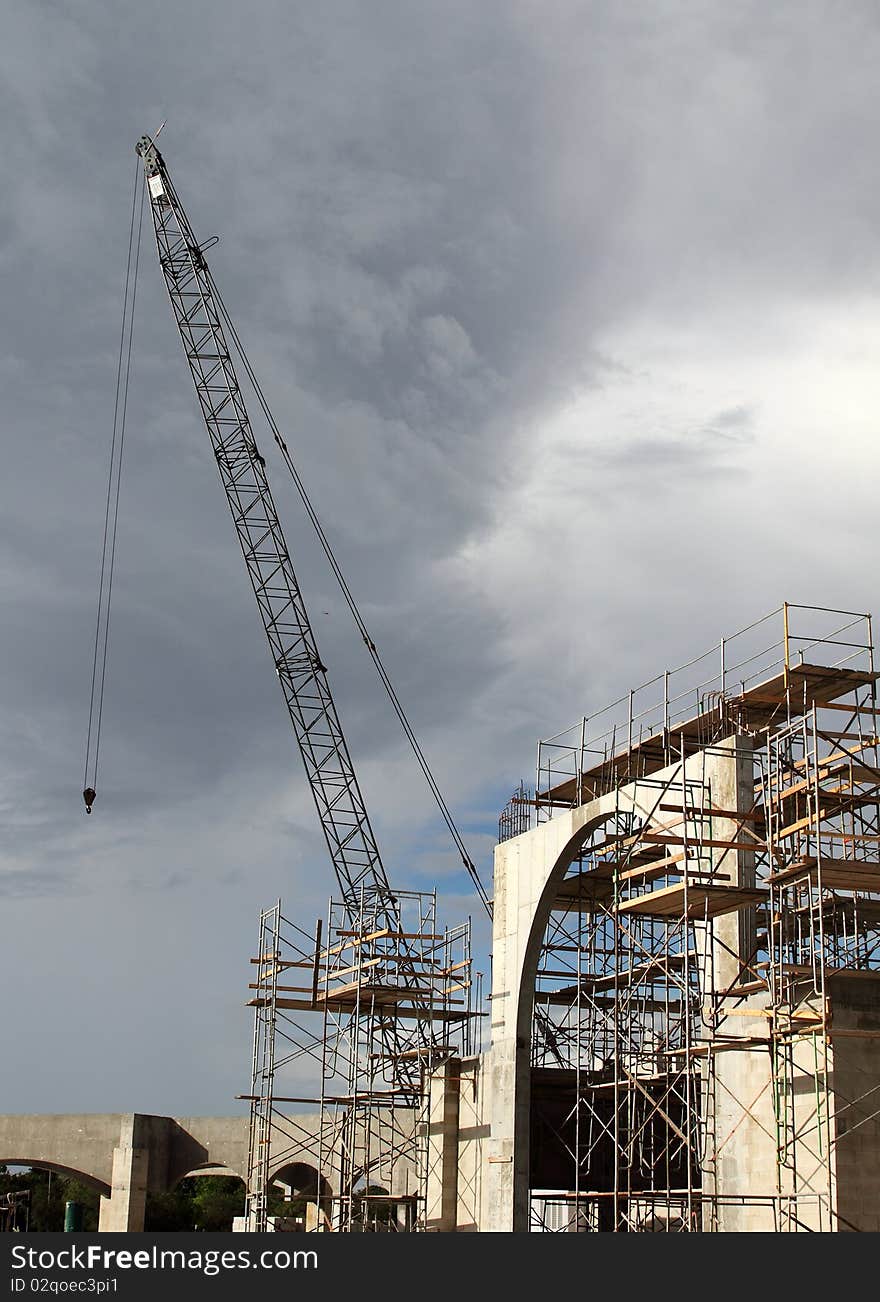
top-left (0, 1165), bottom-right (315, 1233)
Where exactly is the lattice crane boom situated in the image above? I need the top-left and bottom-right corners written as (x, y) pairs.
top-left (135, 135), bottom-right (391, 912)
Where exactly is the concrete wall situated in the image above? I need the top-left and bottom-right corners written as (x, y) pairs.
top-left (0, 1112), bottom-right (326, 1232)
top-left (829, 976), bottom-right (880, 1232)
top-left (0, 1114), bottom-right (121, 1194)
top-left (711, 1006), bottom-right (778, 1231)
top-left (454, 1057), bottom-right (486, 1232)
top-left (424, 1059), bottom-right (461, 1231)
top-left (711, 979), bottom-right (880, 1233)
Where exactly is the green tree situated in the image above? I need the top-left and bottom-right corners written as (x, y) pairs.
top-left (189, 1177), bottom-right (246, 1231)
top-left (144, 1185), bottom-right (195, 1232)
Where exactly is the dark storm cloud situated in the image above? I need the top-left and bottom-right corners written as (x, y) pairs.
top-left (3, 0), bottom-right (880, 1111)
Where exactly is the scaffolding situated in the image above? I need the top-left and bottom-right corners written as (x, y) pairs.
top-left (529, 603), bottom-right (880, 1231)
top-left (243, 889), bottom-right (480, 1231)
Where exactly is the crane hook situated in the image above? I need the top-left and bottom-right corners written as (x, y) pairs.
top-left (83, 788), bottom-right (96, 814)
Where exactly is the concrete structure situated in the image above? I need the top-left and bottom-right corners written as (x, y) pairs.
top-left (434, 605), bottom-right (880, 1231)
top-left (0, 1113), bottom-right (320, 1232)
top-left (442, 739), bottom-right (763, 1231)
top-left (453, 606), bottom-right (879, 1229)
top-left (8, 607), bottom-right (880, 1233)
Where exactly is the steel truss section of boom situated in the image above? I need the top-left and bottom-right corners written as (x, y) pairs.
top-left (136, 135), bottom-right (389, 915)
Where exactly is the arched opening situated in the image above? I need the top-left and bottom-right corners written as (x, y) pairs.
top-left (270, 1161), bottom-right (333, 1232)
top-left (177, 1163), bottom-right (242, 1181)
top-left (521, 748), bottom-right (733, 1232)
top-left (516, 813), bottom-right (616, 1055)
top-left (511, 812), bottom-right (618, 1231)
top-left (0, 1160), bottom-right (110, 1232)
top-left (347, 1181), bottom-right (404, 1233)
top-left (146, 1171), bottom-right (247, 1232)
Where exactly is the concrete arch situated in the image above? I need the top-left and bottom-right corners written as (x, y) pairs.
top-left (0, 1115), bottom-right (125, 1198)
top-left (506, 808), bottom-right (621, 1231)
top-left (174, 1164), bottom-right (243, 1185)
top-left (165, 1117), bottom-right (248, 1187)
top-left (483, 795), bottom-right (621, 1231)
top-left (0, 1112), bottom-right (332, 1232)
top-left (485, 753), bottom-right (703, 1231)
top-left (480, 738), bottom-right (755, 1230)
top-left (0, 1158), bottom-right (110, 1199)
top-left (514, 808), bottom-right (617, 1052)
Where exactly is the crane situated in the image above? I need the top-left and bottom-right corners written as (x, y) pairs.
top-left (135, 134), bottom-right (398, 914)
top-left (132, 134), bottom-right (491, 923)
top-left (131, 137), bottom-right (487, 1227)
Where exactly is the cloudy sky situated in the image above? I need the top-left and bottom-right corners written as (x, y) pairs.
top-left (3, 1), bottom-right (880, 1118)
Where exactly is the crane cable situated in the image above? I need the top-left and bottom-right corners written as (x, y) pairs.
top-left (201, 262), bottom-right (493, 917)
top-left (82, 164), bottom-right (145, 813)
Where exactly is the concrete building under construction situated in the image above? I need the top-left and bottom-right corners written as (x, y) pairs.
top-left (66, 140), bottom-right (873, 1234)
top-left (4, 601), bottom-right (879, 1232)
top-left (246, 601), bottom-right (880, 1232)
top-left (10, 145), bottom-right (875, 1235)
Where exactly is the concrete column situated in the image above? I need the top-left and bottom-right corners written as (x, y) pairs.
top-left (98, 1116), bottom-right (149, 1232)
top-left (425, 1058), bottom-right (461, 1231)
top-left (304, 1201), bottom-right (333, 1232)
top-left (710, 735), bottom-right (757, 990)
